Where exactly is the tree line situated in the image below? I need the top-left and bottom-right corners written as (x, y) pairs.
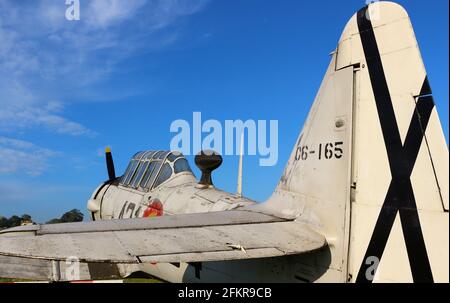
top-left (0, 209), bottom-right (84, 229)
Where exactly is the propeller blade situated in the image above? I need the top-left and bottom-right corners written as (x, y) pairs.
top-left (105, 147), bottom-right (116, 181)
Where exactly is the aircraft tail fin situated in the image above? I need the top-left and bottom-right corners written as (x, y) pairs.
top-left (260, 1), bottom-right (448, 283)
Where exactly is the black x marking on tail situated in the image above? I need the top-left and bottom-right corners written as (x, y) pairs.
top-left (355, 6), bottom-right (434, 283)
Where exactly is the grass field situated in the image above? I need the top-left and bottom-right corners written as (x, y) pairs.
top-left (1, 277), bottom-right (163, 283)
top-left (123, 278), bottom-right (162, 283)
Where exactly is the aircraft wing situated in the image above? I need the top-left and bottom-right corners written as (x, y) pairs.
top-left (0, 210), bottom-right (326, 280)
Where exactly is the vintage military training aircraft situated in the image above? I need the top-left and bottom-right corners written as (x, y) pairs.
top-left (0, 2), bottom-right (448, 283)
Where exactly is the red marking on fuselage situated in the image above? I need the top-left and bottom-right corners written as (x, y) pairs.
top-left (143, 199), bottom-right (163, 217)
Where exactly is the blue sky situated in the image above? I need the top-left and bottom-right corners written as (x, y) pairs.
top-left (0, 0), bottom-right (448, 223)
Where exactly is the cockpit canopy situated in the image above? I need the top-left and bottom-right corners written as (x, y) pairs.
top-left (120, 151), bottom-right (192, 192)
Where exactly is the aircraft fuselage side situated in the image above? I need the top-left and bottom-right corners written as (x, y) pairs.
top-left (90, 174), bottom-right (256, 221)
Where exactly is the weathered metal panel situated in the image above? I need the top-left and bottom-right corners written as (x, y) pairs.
top-left (139, 248), bottom-right (285, 263)
top-left (0, 256), bottom-right (53, 281)
top-left (0, 232), bottom-right (136, 263)
top-left (117, 221), bottom-right (324, 257)
top-left (0, 256), bottom-right (126, 281)
top-left (0, 220), bottom-right (325, 265)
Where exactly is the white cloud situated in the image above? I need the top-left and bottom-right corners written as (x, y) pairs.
top-left (0, 136), bottom-right (61, 176)
top-left (86, 0), bottom-right (148, 29)
top-left (0, 99), bottom-right (95, 136)
top-left (0, 0), bottom-right (209, 136)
